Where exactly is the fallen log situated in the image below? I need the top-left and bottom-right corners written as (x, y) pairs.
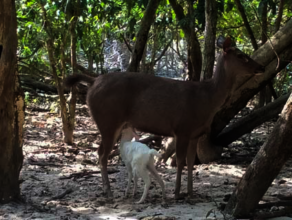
top-left (216, 93), bottom-right (290, 146)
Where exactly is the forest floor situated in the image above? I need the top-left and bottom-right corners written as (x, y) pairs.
top-left (1, 104), bottom-right (292, 220)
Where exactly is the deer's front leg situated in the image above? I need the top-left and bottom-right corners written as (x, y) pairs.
top-left (186, 138), bottom-right (198, 197)
top-left (174, 136), bottom-right (189, 199)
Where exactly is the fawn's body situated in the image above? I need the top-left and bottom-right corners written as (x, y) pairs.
top-left (120, 127), bottom-right (165, 203)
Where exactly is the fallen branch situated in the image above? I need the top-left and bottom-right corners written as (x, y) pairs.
top-left (254, 206), bottom-right (292, 219)
top-left (59, 169), bottom-right (119, 180)
top-left (50, 188), bottom-right (73, 200)
top-left (216, 93), bottom-right (290, 146)
top-left (28, 161), bottom-right (64, 167)
top-left (43, 189), bottom-right (74, 205)
top-left (257, 201), bottom-right (292, 209)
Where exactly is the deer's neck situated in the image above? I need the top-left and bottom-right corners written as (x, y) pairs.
top-left (211, 54), bottom-right (235, 107)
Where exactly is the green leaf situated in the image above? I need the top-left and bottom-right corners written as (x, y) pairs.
top-left (179, 29), bottom-right (184, 38)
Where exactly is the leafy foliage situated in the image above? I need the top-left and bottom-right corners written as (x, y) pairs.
top-left (16, 0), bottom-right (291, 96)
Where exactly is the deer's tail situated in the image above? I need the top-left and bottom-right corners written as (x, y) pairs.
top-left (64, 74), bottom-right (95, 88)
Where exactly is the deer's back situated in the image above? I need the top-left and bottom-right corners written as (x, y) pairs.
top-left (87, 72), bottom-right (215, 137)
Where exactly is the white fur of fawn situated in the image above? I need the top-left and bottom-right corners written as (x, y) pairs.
top-left (120, 127), bottom-right (165, 204)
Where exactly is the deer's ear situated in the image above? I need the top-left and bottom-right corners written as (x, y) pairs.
top-left (216, 35), bottom-right (225, 48)
top-left (223, 37), bottom-right (232, 52)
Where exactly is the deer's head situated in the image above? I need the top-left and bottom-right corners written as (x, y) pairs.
top-left (217, 36), bottom-right (265, 77)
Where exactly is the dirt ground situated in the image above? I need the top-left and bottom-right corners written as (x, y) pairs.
top-left (1, 105), bottom-right (292, 220)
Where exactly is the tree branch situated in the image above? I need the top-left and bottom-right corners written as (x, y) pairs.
top-left (120, 34), bottom-right (132, 53)
top-left (154, 36), bottom-right (173, 64)
top-left (234, 0), bottom-right (258, 50)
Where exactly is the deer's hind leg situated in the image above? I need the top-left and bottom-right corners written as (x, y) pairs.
top-left (174, 135), bottom-right (190, 199)
top-left (98, 124), bottom-right (124, 197)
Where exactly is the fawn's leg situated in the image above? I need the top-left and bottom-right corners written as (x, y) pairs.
top-left (137, 170), bottom-right (151, 204)
top-left (125, 164), bottom-right (133, 197)
top-left (133, 174), bottom-right (138, 197)
top-left (148, 163), bottom-right (165, 200)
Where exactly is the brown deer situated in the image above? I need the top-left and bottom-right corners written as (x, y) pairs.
top-left (64, 37), bottom-right (265, 199)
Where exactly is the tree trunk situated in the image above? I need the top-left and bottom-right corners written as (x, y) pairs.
top-left (20, 76), bottom-right (59, 94)
top-left (88, 53), bottom-right (93, 72)
top-left (216, 93), bottom-right (290, 146)
top-left (0, 0), bottom-right (24, 203)
top-left (197, 134), bottom-right (222, 163)
top-left (65, 14), bottom-right (79, 144)
top-left (258, 1), bottom-right (268, 108)
top-left (211, 19), bottom-right (292, 139)
top-left (127, 0), bottom-right (161, 72)
top-left (274, 0), bottom-right (284, 33)
top-left (46, 39), bottom-right (72, 141)
top-left (224, 93), bottom-right (292, 218)
top-left (40, 3), bottom-right (74, 145)
top-left (203, 0), bottom-right (217, 80)
top-left (169, 0), bottom-right (202, 81)
top-left (258, 86), bottom-right (266, 108)
top-left (234, 0), bottom-right (258, 50)
top-left (193, 21), bottom-right (292, 163)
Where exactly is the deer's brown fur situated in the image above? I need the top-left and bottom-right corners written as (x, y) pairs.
top-left (64, 38), bottom-right (265, 199)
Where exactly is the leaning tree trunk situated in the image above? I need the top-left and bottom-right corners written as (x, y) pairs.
top-left (0, 0), bottom-right (24, 203)
top-left (127, 0), bottom-right (161, 72)
top-left (224, 92), bottom-right (292, 218)
top-left (193, 20), bottom-right (292, 163)
top-left (216, 93), bottom-right (290, 146)
top-left (211, 19), bottom-right (292, 139)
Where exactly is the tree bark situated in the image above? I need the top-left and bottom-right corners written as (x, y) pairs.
top-left (203, 0), bottom-right (217, 80)
top-left (216, 93), bottom-right (290, 146)
top-left (46, 39), bottom-right (72, 141)
top-left (66, 11), bottom-right (79, 144)
top-left (0, 0), bottom-right (24, 203)
top-left (234, 0), bottom-right (258, 50)
top-left (169, 0), bottom-right (202, 81)
top-left (40, 3), bottom-right (73, 145)
top-left (258, 1), bottom-right (268, 108)
top-left (20, 76), bottom-right (70, 94)
top-left (211, 19), bottom-right (292, 139)
top-left (224, 93), bottom-right (292, 218)
top-left (127, 0), bottom-right (161, 72)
